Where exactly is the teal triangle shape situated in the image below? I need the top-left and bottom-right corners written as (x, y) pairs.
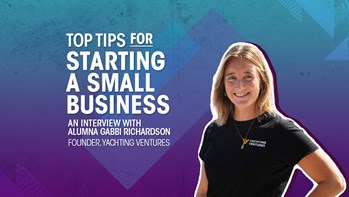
top-left (297, 0), bottom-right (335, 38)
top-left (325, 37), bottom-right (349, 60)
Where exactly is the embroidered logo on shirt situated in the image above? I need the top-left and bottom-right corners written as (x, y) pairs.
top-left (248, 140), bottom-right (267, 148)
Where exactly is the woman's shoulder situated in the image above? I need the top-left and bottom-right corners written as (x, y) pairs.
top-left (202, 119), bottom-right (225, 138)
top-left (263, 112), bottom-right (305, 134)
top-left (258, 112), bottom-right (300, 130)
top-left (205, 120), bottom-right (219, 132)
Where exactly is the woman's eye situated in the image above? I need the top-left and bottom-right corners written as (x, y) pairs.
top-left (245, 76), bottom-right (254, 80)
top-left (228, 76), bottom-right (237, 80)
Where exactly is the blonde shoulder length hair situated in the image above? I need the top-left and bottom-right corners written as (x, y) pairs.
top-left (211, 42), bottom-right (278, 126)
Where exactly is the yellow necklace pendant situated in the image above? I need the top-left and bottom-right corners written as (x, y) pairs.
top-left (241, 138), bottom-right (250, 149)
top-left (234, 119), bottom-right (255, 150)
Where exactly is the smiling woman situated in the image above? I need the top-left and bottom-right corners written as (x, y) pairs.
top-left (223, 59), bottom-right (261, 121)
top-left (195, 42), bottom-right (346, 197)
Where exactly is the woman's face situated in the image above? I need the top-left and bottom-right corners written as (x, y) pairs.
top-left (224, 59), bottom-right (261, 112)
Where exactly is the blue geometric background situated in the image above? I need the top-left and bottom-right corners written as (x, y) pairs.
top-left (0, 1), bottom-right (348, 196)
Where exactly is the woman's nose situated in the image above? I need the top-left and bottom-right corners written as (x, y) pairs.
top-left (235, 79), bottom-right (245, 88)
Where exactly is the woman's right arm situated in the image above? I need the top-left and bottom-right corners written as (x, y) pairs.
top-left (195, 161), bottom-right (208, 197)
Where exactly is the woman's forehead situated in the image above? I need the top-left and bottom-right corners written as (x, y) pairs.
top-left (224, 59), bottom-right (258, 74)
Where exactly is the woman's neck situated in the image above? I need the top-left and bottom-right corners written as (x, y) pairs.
top-left (234, 107), bottom-right (258, 121)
